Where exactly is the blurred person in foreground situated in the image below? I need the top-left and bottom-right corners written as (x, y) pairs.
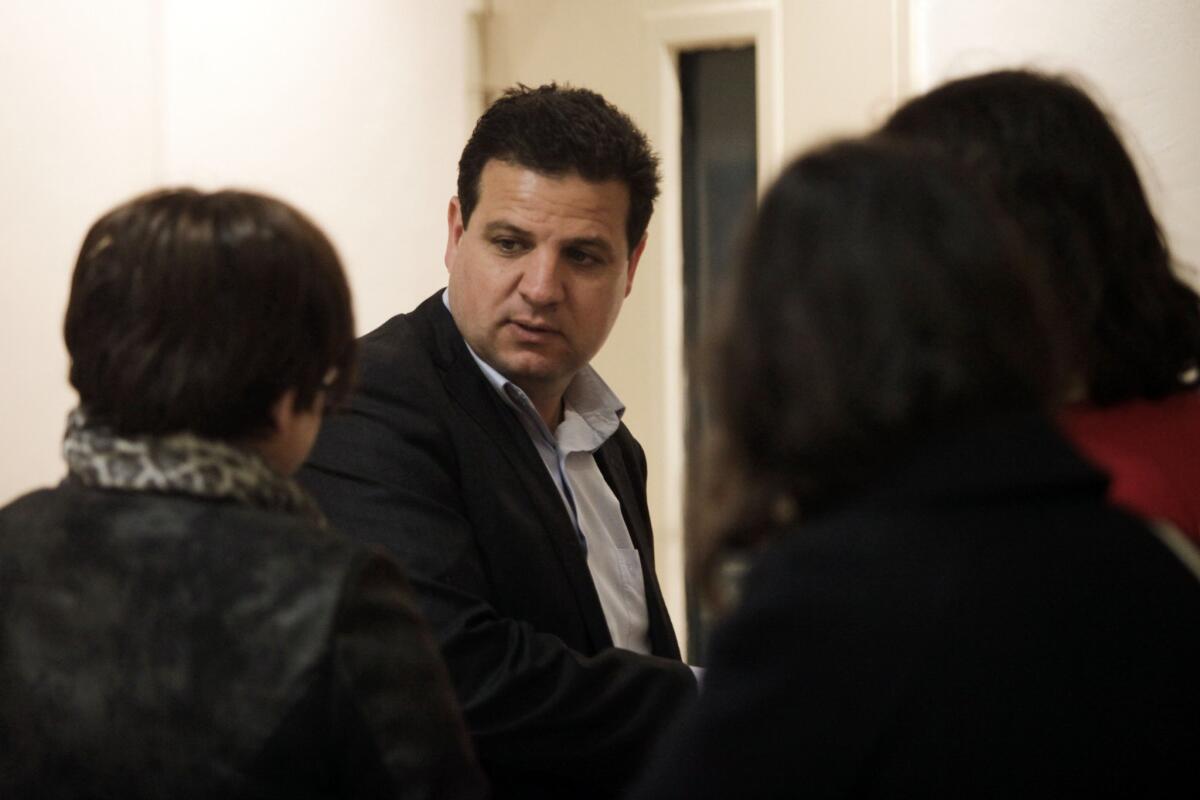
top-left (300, 85), bottom-right (696, 799)
top-left (884, 68), bottom-right (1200, 540)
top-left (627, 137), bottom-right (1200, 799)
top-left (0, 189), bottom-right (485, 799)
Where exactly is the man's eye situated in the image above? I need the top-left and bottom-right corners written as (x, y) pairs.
top-left (494, 238), bottom-right (523, 253)
top-left (565, 248), bottom-right (599, 265)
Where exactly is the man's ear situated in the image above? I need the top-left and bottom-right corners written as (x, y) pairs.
top-left (624, 233), bottom-right (648, 298)
top-left (444, 196), bottom-right (465, 272)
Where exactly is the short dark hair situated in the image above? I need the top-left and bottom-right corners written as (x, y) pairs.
top-left (883, 69), bottom-right (1200, 405)
top-left (65, 188), bottom-right (356, 440)
top-left (695, 137), bottom-right (1065, 594)
top-left (456, 83), bottom-right (660, 253)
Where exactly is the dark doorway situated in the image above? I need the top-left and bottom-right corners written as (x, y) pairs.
top-left (680, 45), bottom-right (757, 665)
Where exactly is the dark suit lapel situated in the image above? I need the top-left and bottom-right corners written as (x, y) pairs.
top-left (420, 294), bottom-right (613, 651)
top-left (595, 440), bottom-right (682, 660)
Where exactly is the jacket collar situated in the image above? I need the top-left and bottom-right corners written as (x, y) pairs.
top-left (417, 291), bottom-right (617, 651)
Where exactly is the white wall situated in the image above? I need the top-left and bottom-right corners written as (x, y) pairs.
top-left (1, 0), bottom-right (160, 503)
top-left (1, 0), bottom-right (471, 504)
top-left (162, 0), bottom-right (470, 331)
top-left (909, 0), bottom-right (1200, 280)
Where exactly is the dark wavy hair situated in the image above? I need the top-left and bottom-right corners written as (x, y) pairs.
top-left (456, 83), bottom-right (660, 253)
top-left (883, 69), bottom-right (1200, 405)
top-left (65, 188), bottom-right (356, 440)
top-left (694, 137), bottom-right (1066, 596)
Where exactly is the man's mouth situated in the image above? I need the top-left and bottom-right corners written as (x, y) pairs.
top-left (509, 319), bottom-right (559, 335)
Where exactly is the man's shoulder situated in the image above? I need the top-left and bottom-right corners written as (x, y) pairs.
top-left (350, 291), bottom-right (460, 398)
top-left (358, 292), bottom-right (443, 364)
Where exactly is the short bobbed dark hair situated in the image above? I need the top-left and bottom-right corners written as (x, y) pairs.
top-left (456, 83), bottom-right (660, 253)
top-left (883, 69), bottom-right (1200, 405)
top-left (695, 137), bottom-right (1065, 591)
top-left (65, 188), bottom-right (356, 440)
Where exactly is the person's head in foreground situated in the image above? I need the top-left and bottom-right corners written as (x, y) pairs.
top-left (64, 188), bottom-right (356, 483)
top-left (444, 82), bottom-right (659, 424)
top-left (882, 68), bottom-right (1200, 406)
top-left (696, 135), bottom-right (1065, 583)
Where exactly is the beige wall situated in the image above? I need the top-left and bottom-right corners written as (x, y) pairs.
top-left (1, 0), bottom-right (472, 504)
top-left (780, 0), bottom-right (900, 153)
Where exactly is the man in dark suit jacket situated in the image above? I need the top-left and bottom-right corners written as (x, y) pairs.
top-left (301, 84), bottom-right (697, 799)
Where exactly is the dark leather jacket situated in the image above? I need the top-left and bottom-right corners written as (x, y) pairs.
top-left (0, 480), bottom-right (487, 799)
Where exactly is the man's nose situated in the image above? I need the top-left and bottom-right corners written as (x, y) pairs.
top-left (518, 248), bottom-right (565, 306)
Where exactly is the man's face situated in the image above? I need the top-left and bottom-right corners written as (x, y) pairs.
top-left (445, 160), bottom-right (645, 403)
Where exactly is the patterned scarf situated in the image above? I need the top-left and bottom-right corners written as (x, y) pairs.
top-left (62, 409), bottom-right (326, 526)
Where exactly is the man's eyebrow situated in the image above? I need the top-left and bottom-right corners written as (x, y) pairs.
top-left (482, 221), bottom-right (532, 239)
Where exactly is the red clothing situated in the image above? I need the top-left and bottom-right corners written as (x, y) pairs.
top-left (1059, 390), bottom-right (1200, 541)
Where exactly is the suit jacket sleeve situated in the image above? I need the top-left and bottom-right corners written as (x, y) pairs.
top-left (301, 314), bottom-right (696, 794)
top-left (330, 550), bottom-right (486, 800)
